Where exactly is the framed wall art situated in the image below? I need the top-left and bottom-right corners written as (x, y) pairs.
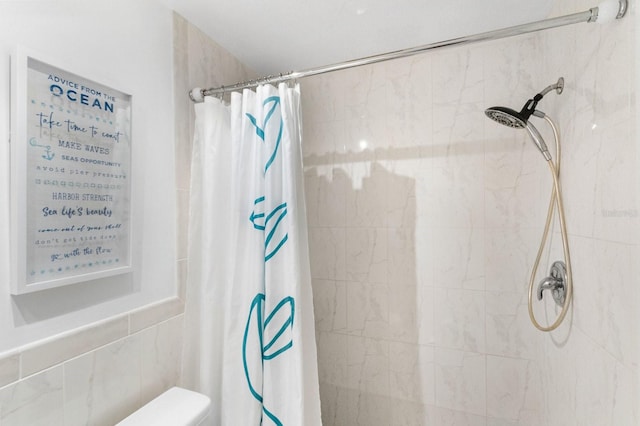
top-left (10, 47), bottom-right (132, 294)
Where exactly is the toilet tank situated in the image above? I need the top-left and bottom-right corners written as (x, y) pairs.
top-left (116, 387), bottom-right (211, 426)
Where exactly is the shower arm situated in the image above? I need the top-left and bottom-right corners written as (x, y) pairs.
top-left (519, 77), bottom-right (564, 122)
top-left (189, 0), bottom-right (627, 101)
top-left (538, 80), bottom-right (564, 97)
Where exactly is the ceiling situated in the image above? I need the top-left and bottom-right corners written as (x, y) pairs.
top-left (159, 0), bottom-right (554, 75)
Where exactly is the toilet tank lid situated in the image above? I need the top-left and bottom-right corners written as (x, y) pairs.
top-left (117, 387), bottom-right (211, 426)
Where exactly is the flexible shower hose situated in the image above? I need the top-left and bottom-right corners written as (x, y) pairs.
top-left (527, 115), bottom-right (573, 332)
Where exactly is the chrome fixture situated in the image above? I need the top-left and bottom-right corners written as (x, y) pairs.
top-left (484, 79), bottom-right (573, 332)
top-left (485, 78), bottom-right (563, 161)
top-left (190, 1), bottom-right (627, 101)
top-left (537, 261), bottom-right (567, 307)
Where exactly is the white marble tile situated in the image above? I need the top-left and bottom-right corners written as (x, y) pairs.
top-left (346, 388), bottom-right (391, 426)
top-left (302, 119), bottom-right (346, 159)
top-left (567, 330), bottom-right (624, 426)
top-left (312, 279), bottom-right (347, 333)
top-left (434, 288), bottom-right (485, 352)
top-left (426, 404), bottom-right (487, 426)
top-left (304, 165), bottom-right (348, 228)
top-left (416, 285), bottom-right (435, 346)
top-left (185, 21), bottom-right (255, 92)
top-left (345, 227), bottom-right (388, 283)
top-left (129, 297), bottom-right (184, 334)
top-left (431, 47), bottom-right (484, 105)
top-left (485, 290), bottom-right (543, 361)
top-left (559, 121), bottom-right (599, 239)
top-left (541, 327), bottom-right (638, 426)
top-left (177, 257), bottom-right (188, 301)
top-left (387, 228), bottom-right (418, 287)
top-left (540, 25), bottom-right (577, 141)
top-left (541, 334), bottom-right (577, 426)
top-left (591, 122), bottom-right (639, 244)
top-left (561, 113), bottom-right (638, 245)
top-left (345, 162), bottom-right (389, 227)
top-left (173, 109), bottom-right (193, 192)
top-left (484, 228), bottom-right (542, 294)
top-left (347, 336), bottom-right (390, 396)
top-left (480, 34), bottom-right (540, 106)
top-left (570, 236), bottom-right (637, 369)
top-left (434, 348), bottom-right (486, 416)
top-left (412, 224), bottom-right (436, 284)
top-left (549, 0), bottom-right (578, 15)
top-left (0, 354), bottom-right (19, 388)
top-left (484, 141), bottom-right (548, 230)
top-left (591, 16), bottom-right (633, 132)
top-left (428, 166), bottom-right (484, 229)
top-left (413, 162), bottom-right (436, 230)
top-left (0, 366), bottom-right (63, 426)
top-left (340, 64), bottom-right (387, 124)
top-left (21, 315), bottom-right (129, 378)
top-left (346, 282), bottom-right (389, 339)
top-left (384, 54), bottom-right (433, 149)
top-left (385, 166), bottom-right (418, 228)
top-left (304, 169), bottom-right (321, 228)
top-left (176, 189), bottom-right (190, 260)
top-left (315, 331), bottom-right (348, 388)
top-left (486, 356), bottom-right (542, 422)
top-left (172, 13), bottom-right (193, 192)
top-left (172, 13), bottom-right (188, 58)
top-left (308, 227), bottom-right (346, 280)
top-left (388, 284), bottom-right (419, 343)
top-left (318, 382), bottom-right (349, 426)
top-left (485, 418), bottom-right (518, 426)
top-left (432, 227), bottom-right (484, 290)
top-left (610, 362), bottom-right (637, 426)
top-left (64, 335), bottom-right (142, 426)
top-left (300, 74), bottom-right (346, 125)
top-left (140, 315), bottom-right (183, 404)
top-left (389, 342), bottom-right (434, 405)
top-left (389, 399), bottom-right (428, 426)
top-left (432, 103), bottom-right (486, 169)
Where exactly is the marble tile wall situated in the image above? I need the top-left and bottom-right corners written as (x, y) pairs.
top-left (0, 301), bottom-right (184, 425)
top-left (302, 2), bottom-right (638, 425)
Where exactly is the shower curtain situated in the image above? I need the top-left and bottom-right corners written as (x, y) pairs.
top-left (182, 83), bottom-right (321, 426)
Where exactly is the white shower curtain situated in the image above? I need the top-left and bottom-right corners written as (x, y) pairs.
top-left (182, 83), bottom-right (321, 426)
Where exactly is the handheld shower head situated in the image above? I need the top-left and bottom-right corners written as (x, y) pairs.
top-left (485, 106), bottom-right (527, 129)
top-left (525, 122), bottom-right (552, 161)
top-left (485, 106), bottom-right (552, 160)
top-left (485, 78), bottom-right (563, 161)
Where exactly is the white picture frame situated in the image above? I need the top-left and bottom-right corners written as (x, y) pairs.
top-left (10, 46), bottom-right (132, 294)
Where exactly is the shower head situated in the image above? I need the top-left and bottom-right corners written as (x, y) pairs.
top-left (485, 78), bottom-right (563, 161)
top-left (485, 106), bottom-right (527, 129)
top-left (485, 106), bottom-right (552, 161)
top-left (486, 77), bottom-right (563, 126)
top-left (525, 122), bottom-right (552, 161)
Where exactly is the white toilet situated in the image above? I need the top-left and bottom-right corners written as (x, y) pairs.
top-left (116, 387), bottom-right (211, 426)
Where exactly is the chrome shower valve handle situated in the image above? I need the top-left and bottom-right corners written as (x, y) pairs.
top-left (537, 261), bottom-right (567, 307)
top-left (536, 277), bottom-right (561, 300)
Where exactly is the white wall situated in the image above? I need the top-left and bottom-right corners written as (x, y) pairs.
top-left (0, 0), bottom-right (176, 353)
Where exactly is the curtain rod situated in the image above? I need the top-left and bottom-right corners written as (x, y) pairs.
top-left (189, 0), bottom-right (627, 102)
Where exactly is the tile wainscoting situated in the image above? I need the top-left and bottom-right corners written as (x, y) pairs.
top-left (0, 297), bottom-right (184, 425)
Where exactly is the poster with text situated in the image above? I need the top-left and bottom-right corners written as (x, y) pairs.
top-left (18, 56), bottom-right (132, 292)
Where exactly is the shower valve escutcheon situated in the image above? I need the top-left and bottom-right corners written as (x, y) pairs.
top-left (537, 261), bottom-right (567, 307)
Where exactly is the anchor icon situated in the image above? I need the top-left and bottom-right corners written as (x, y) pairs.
top-left (29, 137), bottom-right (55, 161)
